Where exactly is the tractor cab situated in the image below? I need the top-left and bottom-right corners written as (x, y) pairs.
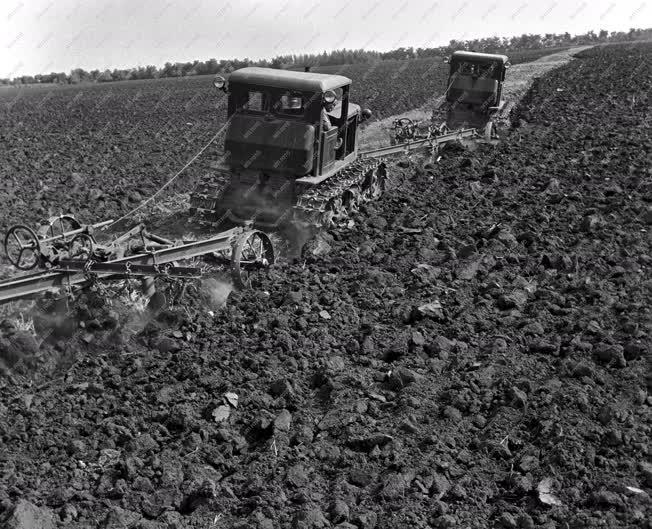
top-left (442, 51), bottom-right (510, 129)
top-left (215, 67), bottom-right (369, 183)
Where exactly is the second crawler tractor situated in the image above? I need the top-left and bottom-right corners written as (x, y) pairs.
top-left (441, 51), bottom-right (511, 138)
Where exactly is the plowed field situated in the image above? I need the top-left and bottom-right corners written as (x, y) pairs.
top-left (0, 42), bottom-right (651, 529)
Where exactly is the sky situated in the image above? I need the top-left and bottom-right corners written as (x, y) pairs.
top-left (1, 0), bottom-right (650, 78)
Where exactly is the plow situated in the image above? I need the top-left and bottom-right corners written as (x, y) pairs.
top-left (0, 51), bottom-right (512, 307)
top-left (0, 215), bottom-right (274, 305)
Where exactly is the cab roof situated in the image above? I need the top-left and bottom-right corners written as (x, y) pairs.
top-left (228, 67), bottom-right (351, 92)
top-left (451, 51), bottom-right (510, 63)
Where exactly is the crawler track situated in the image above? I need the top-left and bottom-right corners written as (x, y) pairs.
top-left (189, 158), bottom-right (388, 230)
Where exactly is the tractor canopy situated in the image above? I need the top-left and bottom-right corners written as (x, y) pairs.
top-left (227, 67), bottom-right (351, 92)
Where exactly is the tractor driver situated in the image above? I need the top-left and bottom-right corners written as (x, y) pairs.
top-left (321, 95), bottom-right (344, 150)
top-left (321, 100), bottom-right (335, 131)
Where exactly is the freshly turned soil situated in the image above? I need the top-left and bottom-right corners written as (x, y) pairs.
top-left (0, 43), bottom-right (650, 529)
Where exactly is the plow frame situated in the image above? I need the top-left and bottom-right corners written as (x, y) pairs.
top-left (0, 224), bottom-right (274, 304)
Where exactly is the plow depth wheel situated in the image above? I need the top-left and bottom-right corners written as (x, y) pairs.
top-left (4, 225), bottom-right (41, 270)
top-left (38, 215), bottom-right (82, 240)
top-left (69, 232), bottom-right (95, 258)
top-left (231, 231), bottom-right (275, 289)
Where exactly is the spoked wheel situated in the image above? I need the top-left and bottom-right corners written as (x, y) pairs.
top-left (4, 225), bottom-right (41, 270)
top-left (231, 231), bottom-right (275, 289)
top-left (69, 232), bottom-right (95, 258)
top-left (394, 118), bottom-right (416, 143)
top-left (38, 215), bottom-right (82, 241)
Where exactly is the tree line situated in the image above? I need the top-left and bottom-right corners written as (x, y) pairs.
top-left (2, 28), bottom-right (650, 86)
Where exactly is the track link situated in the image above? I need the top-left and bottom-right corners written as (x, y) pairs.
top-left (293, 158), bottom-right (387, 227)
top-left (188, 171), bottom-right (233, 226)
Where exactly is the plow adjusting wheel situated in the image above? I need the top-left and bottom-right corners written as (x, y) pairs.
top-left (4, 225), bottom-right (40, 270)
top-left (231, 230), bottom-right (275, 289)
top-left (69, 232), bottom-right (95, 258)
top-left (38, 214), bottom-right (82, 240)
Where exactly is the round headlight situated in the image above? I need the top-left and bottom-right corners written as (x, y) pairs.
top-left (504, 61), bottom-right (511, 69)
top-left (323, 90), bottom-right (336, 104)
top-left (213, 75), bottom-right (226, 89)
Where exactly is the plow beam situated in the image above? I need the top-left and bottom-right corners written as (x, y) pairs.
top-left (359, 127), bottom-right (478, 160)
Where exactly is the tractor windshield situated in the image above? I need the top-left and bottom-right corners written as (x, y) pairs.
top-left (231, 86), bottom-right (316, 119)
top-left (244, 91), bottom-right (266, 112)
top-left (452, 60), bottom-right (502, 80)
top-left (274, 91), bottom-right (306, 116)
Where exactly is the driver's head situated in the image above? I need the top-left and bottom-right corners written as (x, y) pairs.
top-left (324, 101), bottom-right (335, 112)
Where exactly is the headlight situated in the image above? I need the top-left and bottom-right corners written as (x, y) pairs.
top-left (504, 61), bottom-right (511, 69)
top-left (213, 75), bottom-right (226, 90)
top-left (443, 56), bottom-right (450, 64)
top-left (323, 90), bottom-right (336, 104)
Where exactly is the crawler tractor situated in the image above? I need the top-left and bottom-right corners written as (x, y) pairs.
top-left (389, 52), bottom-right (511, 144)
top-left (190, 67), bottom-right (383, 228)
top-left (441, 51), bottom-right (511, 138)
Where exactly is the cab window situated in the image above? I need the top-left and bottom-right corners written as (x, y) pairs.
top-left (457, 62), bottom-right (479, 75)
top-left (455, 61), bottom-right (500, 79)
top-left (275, 91), bottom-right (305, 116)
top-left (244, 91), bottom-right (266, 112)
top-left (478, 62), bottom-right (499, 78)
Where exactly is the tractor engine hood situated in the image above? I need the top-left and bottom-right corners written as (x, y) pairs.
top-left (225, 114), bottom-right (315, 175)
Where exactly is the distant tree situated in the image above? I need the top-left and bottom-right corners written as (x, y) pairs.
top-left (6, 27), bottom-right (652, 84)
top-left (98, 69), bottom-right (113, 82)
top-left (70, 68), bottom-right (91, 84)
